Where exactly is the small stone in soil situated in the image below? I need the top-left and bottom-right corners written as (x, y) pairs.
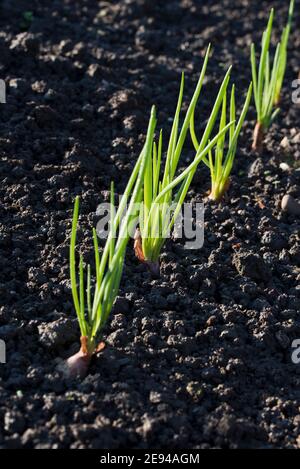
top-left (281, 195), bottom-right (300, 215)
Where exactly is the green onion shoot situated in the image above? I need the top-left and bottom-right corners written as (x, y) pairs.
top-left (67, 107), bottom-right (156, 378)
top-left (134, 45), bottom-right (235, 276)
top-left (191, 83), bottom-right (252, 202)
top-left (251, 1), bottom-right (294, 152)
top-left (274, 0), bottom-right (294, 106)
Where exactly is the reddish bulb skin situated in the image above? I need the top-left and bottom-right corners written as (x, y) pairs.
top-left (252, 122), bottom-right (264, 153)
top-left (134, 228), bottom-right (161, 278)
top-left (65, 337), bottom-right (105, 379)
top-left (66, 349), bottom-right (92, 379)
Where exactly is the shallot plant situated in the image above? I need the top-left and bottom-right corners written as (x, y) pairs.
top-left (67, 107), bottom-right (156, 378)
top-left (134, 45), bottom-right (235, 276)
top-left (190, 82), bottom-right (253, 202)
top-left (274, 0), bottom-right (294, 106)
top-left (251, 1), bottom-right (294, 152)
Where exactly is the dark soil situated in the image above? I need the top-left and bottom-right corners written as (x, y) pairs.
top-left (0, 0), bottom-right (300, 449)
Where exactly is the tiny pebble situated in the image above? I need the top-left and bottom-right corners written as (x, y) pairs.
top-left (280, 136), bottom-right (290, 150)
top-left (279, 162), bottom-right (291, 172)
top-left (281, 195), bottom-right (300, 216)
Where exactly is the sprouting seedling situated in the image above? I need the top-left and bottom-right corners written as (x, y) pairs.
top-left (274, 0), bottom-right (294, 106)
top-left (190, 82), bottom-right (252, 202)
top-left (251, 9), bottom-right (278, 152)
top-left (251, 1), bottom-right (294, 152)
top-left (134, 45), bottom-right (235, 276)
top-left (67, 107), bottom-right (156, 378)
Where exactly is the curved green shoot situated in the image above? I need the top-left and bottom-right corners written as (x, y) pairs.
top-left (191, 82), bottom-right (252, 202)
top-left (135, 48), bottom-right (236, 274)
top-left (251, 2), bottom-right (294, 151)
top-left (274, 0), bottom-right (294, 106)
top-left (69, 107), bottom-right (156, 364)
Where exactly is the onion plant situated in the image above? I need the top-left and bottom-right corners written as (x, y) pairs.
top-left (67, 107), bottom-right (156, 378)
top-left (251, 1), bottom-right (294, 152)
top-left (274, 0), bottom-right (294, 106)
top-left (134, 45), bottom-right (235, 276)
top-left (190, 82), bottom-right (252, 202)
